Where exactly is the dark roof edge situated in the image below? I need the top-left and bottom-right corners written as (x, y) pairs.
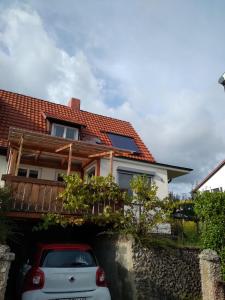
top-left (115, 156), bottom-right (192, 171)
top-left (192, 159), bottom-right (225, 192)
top-left (150, 162), bottom-right (193, 172)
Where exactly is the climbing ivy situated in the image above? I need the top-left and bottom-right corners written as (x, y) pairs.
top-left (194, 191), bottom-right (225, 278)
top-left (38, 174), bottom-right (171, 239)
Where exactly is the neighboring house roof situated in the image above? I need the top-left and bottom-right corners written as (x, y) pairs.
top-left (0, 89), bottom-right (155, 162)
top-left (192, 159), bottom-right (225, 192)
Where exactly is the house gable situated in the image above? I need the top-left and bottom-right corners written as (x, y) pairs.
top-left (193, 160), bottom-right (225, 192)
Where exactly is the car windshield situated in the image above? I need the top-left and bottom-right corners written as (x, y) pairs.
top-left (40, 249), bottom-right (96, 268)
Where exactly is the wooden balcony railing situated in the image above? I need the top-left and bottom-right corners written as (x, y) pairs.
top-left (2, 175), bottom-right (122, 218)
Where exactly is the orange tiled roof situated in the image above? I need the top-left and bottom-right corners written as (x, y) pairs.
top-left (0, 89), bottom-right (155, 162)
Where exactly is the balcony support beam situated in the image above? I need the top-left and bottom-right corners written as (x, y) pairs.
top-left (109, 150), bottom-right (114, 176)
top-left (55, 143), bottom-right (72, 153)
top-left (67, 143), bottom-right (73, 175)
top-left (8, 148), bottom-right (18, 175)
top-left (88, 151), bottom-right (111, 159)
top-left (15, 136), bottom-right (23, 176)
top-left (96, 159), bottom-right (101, 176)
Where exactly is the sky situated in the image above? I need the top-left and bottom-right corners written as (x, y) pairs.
top-left (1, 0), bottom-right (225, 196)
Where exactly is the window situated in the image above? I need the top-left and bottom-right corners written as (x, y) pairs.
top-left (40, 249), bottom-right (96, 268)
top-left (118, 169), bottom-right (152, 195)
top-left (17, 168), bottom-right (27, 177)
top-left (28, 169), bottom-right (39, 178)
top-left (52, 123), bottom-right (79, 140)
top-left (211, 188), bottom-right (221, 192)
top-left (18, 168), bottom-right (39, 179)
top-left (107, 133), bottom-right (139, 153)
top-left (86, 167), bottom-right (95, 178)
top-left (55, 171), bottom-right (66, 182)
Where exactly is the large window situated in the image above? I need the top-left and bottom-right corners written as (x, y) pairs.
top-left (118, 169), bottom-right (152, 195)
top-left (51, 123), bottom-right (79, 140)
top-left (107, 133), bottom-right (139, 153)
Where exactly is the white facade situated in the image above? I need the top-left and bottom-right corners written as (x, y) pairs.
top-left (100, 157), bottom-right (168, 199)
top-left (198, 163), bottom-right (225, 192)
top-left (0, 154), bottom-right (169, 199)
top-left (0, 155), bottom-right (7, 187)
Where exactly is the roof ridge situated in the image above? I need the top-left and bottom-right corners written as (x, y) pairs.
top-left (79, 109), bottom-right (131, 124)
top-left (0, 88), bottom-right (131, 125)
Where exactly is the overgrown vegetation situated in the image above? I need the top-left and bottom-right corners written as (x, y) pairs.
top-left (194, 191), bottom-right (225, 278)
top-left (169, 199), bottom-right (200, 247)
top-left (38, 174), bottom-right (171, 240)
top-left (37, 174), bottom-right (203, 249)
top-left (0, 186), bottom-right (13, 244)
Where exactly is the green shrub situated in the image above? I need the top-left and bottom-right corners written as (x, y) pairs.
top-left (38, 174), bottom-right (171, 240)
top-left (194, 191), bottom-right (225, 278)
top-left (0, 186), bottom-right (13, 244)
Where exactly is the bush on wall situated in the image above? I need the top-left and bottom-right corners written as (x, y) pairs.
top-left (194, 191), bottom-right (225, 278)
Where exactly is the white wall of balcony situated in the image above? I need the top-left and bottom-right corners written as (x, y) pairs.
top-left (0, 155), bottom-right (7, 187)
top-left (100, 157), bottom-right (169, 199)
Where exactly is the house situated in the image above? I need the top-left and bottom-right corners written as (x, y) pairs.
top-left (193, 159), bottom-right (225, 193)
top-left (0, 89), bottom-right (192, 219)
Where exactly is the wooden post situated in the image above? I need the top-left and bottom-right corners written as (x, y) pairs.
top-left (109, 151), bottom-right (114, 176)
top-left (15, 136), bottom-right (23, 176)
top-left (67, 143), bottom-right (73, 175)
top-left (8, 149), bottom-right (18, 175)
top-left (96, 159), bottom-right (101, 176)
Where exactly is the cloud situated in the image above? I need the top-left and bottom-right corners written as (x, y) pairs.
top-left (0, 5), bottom-right (105, 112)
top-left (1, 2), bottom-right (225, 195)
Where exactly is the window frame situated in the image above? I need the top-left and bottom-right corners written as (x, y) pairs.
top-left (117, 168), bottom-right (153, 195)
top-left (17, 167), bottom-right (41, 179)
top-left (51, 123), bottom-right (79, 140)
top-left (107, 132), bottom-right (140, 153)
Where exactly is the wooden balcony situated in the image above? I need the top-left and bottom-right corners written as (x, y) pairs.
top-left (2, 175), bottom-right (122, 219)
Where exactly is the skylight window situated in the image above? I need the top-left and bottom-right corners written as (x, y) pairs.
top-left (107, 133), bottom-right (139, 153)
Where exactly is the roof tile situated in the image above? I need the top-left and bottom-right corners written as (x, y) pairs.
top-left (0, 89), bottom-right (155, 162)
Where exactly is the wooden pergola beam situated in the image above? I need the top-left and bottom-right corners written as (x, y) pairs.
top-left (55, 143), bottom-right (72, 153)
top-left (88, 151), bottom-right (112, 159)
top-left (96, 159), bottom-right (101, 176)
top-left (109, 150), bottom-right (114, 175)
top-left (67, 143), bottom-right (73, 175)
top-left (15, 136), bottom-right (23, 176)
top-left (35, 151), bottom-right (41, 161)
top-left (7, 149), bottom-right (18, 175)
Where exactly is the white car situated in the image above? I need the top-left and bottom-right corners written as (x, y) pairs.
top-left (21, 243), bottom-right (111, 300)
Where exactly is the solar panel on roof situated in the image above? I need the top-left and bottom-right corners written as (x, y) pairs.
top-left (107, 133), bottom-right (139, 153)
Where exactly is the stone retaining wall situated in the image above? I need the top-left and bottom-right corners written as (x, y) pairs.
top-left (0, 245), bottom-right (15, 300)
top-left (94, 235), bottom-right (201, 300)
top-left (133, 243), bottom-right (201, 300)
top-left (199, 249), bottom-right (225, 300)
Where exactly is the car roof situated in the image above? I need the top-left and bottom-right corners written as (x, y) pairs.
top-left (37, 243), bottom-right (92, 251)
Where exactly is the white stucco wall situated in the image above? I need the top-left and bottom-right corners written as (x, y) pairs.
top-left (198, 164), bottom-right (225, 192)
top-left (0, 155), bottom-right (7, 187)
top-left (19, 164), bottom-right (67, 181)
top-left (0, 156), bottom-right (169, 199)
top-left (100, 157), bottom-right (169, 199)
